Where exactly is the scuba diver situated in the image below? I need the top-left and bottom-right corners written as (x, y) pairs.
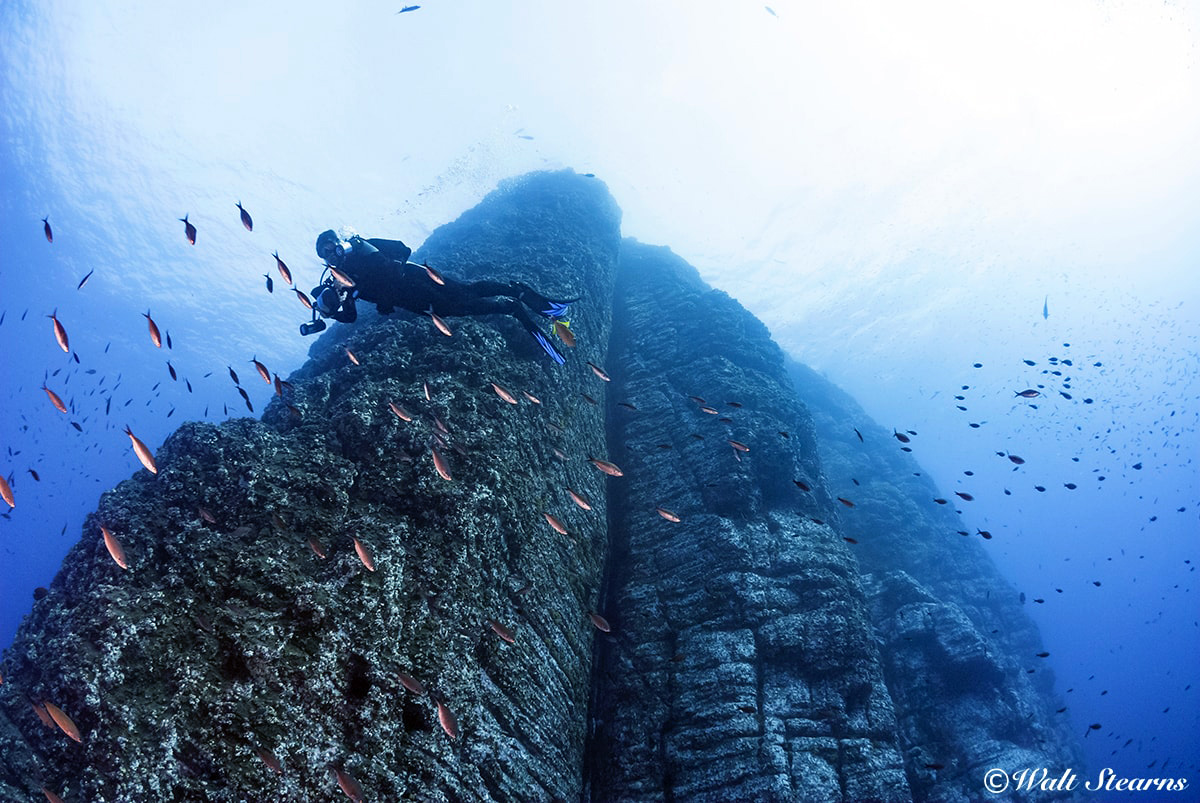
top-left (302, 230), bottom-right (577, 364)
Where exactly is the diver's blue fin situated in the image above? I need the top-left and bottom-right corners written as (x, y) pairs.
top-left (529, 326), bottom-right (566, 365)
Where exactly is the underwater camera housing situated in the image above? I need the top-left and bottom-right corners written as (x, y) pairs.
top-left (299, 318), bottom-right (326, 336)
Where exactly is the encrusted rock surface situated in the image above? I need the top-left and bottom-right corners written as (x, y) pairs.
top-left (585, 242), bottom-right (910, 802)
top-left (0, 170), bottom-right (620, 802)
top-left (787, 361), bottom-right (1085, 801)
top-left (0, 171), bottom-right (1082, 802)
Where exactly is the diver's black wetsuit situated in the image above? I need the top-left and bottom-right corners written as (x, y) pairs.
top-left (321, 235), bottom-right (573, 363)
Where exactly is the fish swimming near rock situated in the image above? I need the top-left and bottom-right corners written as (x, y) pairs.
top-left (588, 457), bottom-right (623, 477)
top-left (43, 701), bottom-right (82, 742)
top-left (489, 619), bottom-right (516, 643)
top-left (490, 382), bottom-right (518, 404)
top-left (396, 671), bottom-right (425, 695)
top-left (567, 488), bottom-right (592, 510)
top-left (655, 506), bottom-right (681, 522)
top-left (346, 348), bottom-right (360, 365)
top-left (589, 612), bottom-right (612, 632)
top-left (431, 445), bottom-right (452, 481)
top-left (352, 537), bottom-right (376, 572)
top-left (587, 362), bottom-right (611, 382)
top-left (101, 525), bottom-right (128, 569)
top-left (543, 512), bottom-right (568, 535)
top-left (179, 214), bottom-right (196, 245)
top-left (388, 402), bottom-right (413, 422)
top-left (436, 699), bottom-right (459, 739)
top-left (334, 767), bottom-right (364, 801)
top-left (236, 201), bottom-right (253, 232)
top-left (422, 262), bottom-right (445, 285)
top-left (124, 425), bottom-right (158, 474)
top-left (251, 356), bottom-right (271, 383)
top-left (554, 319), bottom-right (575, 347)
top-left (427, 306), bottom-right (452, 337)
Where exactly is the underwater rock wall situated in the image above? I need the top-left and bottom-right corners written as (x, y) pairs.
top-left (585, 241), bottom-right (911, 801)
top-left (0, 170), bottom-right (621, 802)
top-left (786, 361), bottom-right (1086, 801)
top-left (0, 169), bottom-right (1084, 802)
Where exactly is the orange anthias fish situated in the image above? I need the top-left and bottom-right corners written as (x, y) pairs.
top-left (542, 512), bottom-right (568, 535)
top-left (521, 390), bottom-right (541, 404)
top-left (272, 251), bottom-right (293, 286)
top-left (42, 787), bottom-right (66, 803)
top-left (236, 201), bottom-right (253, 232)
top-left (293, 288), bottom-right (313, 310)
top-left (426, 306), bottom-right (452, 337)
top-left (588, 612), bottom-right (611, 632)
top-left (346, 348), bottom-right (360, 366)
top-left (352, 537), bottom-right (376, 572)
top-left (42, 216), bottom-right (53, 243)
top-left (586, 362), bottom-right (611, 382)
top-left (388, 402), bottom-right (412, 422)
top-left (256, 747), bottom-right (282, 774)
top-left (179, 213), bottom-right (196, 245)
top-left (144, 310), bottom-right (162, 348)
top-left (422, 262), bottom-right (445, 285)
top-left (588, 457), bottom-right (623, 477)
top-left (396, 671), bottom-right (425, 695)
top-left (307, 536), bottom-right (327, 559)
top-left (48, 309), bottom-right (69, 352)
top-left (566, 488), bottom-right (592, 511)
top-left (330, 266), bottom-right (355, 288)
top-left (251, 356), bottom-right (271, 383)
top-left (124, 425), bottom-right (158, 474)
top-left (43, 701), bottom-right (82, 742)
top-left (489, 619), bottom-right (516, 644)
top-left (554, 319), bottom-right (575, 348)
top-left (655, 507), bottom-right (681, 523)
top-left (42, 384), bottom-right (68, 414)
top-left (436, 700), bottom-right (459, 739)
top-left (334, 767), bottom-right (365, 802)
top-left (490, 382), bottom-right (518, 404)
top-left (101, 525), bottom-right (129, 569)
top-left (728, 440), bottom-right (750, 453)
top-left (431, 445), bottom-right (452, 481)
top-left (0, 475), bottom-right (14, 508)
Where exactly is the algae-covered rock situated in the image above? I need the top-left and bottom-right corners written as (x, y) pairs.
top-left (585, 241), bottom-right (910, 801)
top-left (0, 170), bottom-right (620, 802)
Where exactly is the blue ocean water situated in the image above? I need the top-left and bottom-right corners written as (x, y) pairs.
top-left (1, 1), bottom-right (1197, 798)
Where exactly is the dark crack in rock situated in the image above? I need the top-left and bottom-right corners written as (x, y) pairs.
top-left (0, 170), bottom-right (620, 802)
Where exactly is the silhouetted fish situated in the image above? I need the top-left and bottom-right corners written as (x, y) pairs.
top-left (236, 201), bottom-right (253, 231)
top-left (179, 214), bottom-right (196, 245)
top-left (76, 269), bottom-right (94, 290)
top-left (42, 216), bottom-right (53, 243)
